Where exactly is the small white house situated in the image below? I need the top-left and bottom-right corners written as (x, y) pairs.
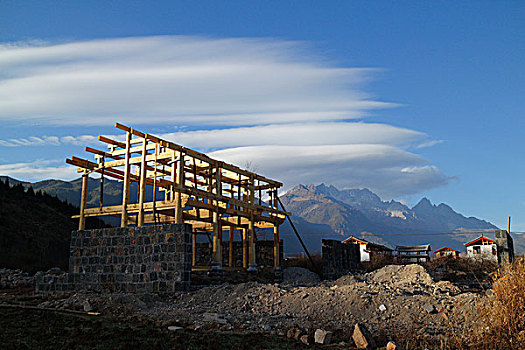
top-left (342, 236), bottom-right (393, 262)
top-left (464, 236), bottom-right (497, 261)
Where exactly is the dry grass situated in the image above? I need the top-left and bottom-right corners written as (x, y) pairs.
top-left (466, 257), bottom-right (525, 349)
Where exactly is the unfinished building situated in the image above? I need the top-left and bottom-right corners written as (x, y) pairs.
top-left (66, 123), bottom-right (288, 272)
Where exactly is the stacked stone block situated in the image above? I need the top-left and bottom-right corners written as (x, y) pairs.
top-left (36, 223), bottom-right (192, 294)
top-left (194, 240), bottom-right (283, 268)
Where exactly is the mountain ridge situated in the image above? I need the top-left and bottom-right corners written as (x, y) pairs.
top-left (1, 176), bottom-right (508, 255)
top-left (279, 183), bottom-right (499, 254)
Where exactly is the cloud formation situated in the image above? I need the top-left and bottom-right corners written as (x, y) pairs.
top-left (0, 160), bottom-right (76, 181)
top-left (0, 36), bottom-right (450, 198)
top-left (0, 36), bottom-right (392, 126)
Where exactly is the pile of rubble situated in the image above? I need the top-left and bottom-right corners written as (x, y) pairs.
top-left (1, 264), bottom-right (483, 347)
top-left (0, 268), bottom-right (34, 288)
top-left (0, 268), bottom-right (67, 290)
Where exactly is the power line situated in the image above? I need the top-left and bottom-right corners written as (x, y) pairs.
top-left (280, 230), bottom-right (525, 237)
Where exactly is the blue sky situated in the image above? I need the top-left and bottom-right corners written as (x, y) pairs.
top-left (0, 1), bottom-right (523, 230)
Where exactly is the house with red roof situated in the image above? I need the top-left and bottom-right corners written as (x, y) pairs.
top-left (342, 236), bottom-right (393, 262)
top-left (464, 236), bottom-right (497, 261)
top-left (434, 246), bottom-right (460, 259)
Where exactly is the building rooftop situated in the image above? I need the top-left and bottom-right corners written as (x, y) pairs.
top-left (464, 236), bottom-right (496, 247)
top-left (434, 246), bottom-right (459, 253)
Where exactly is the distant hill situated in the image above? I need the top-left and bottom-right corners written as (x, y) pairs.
top-left (280, 184), bottom-right (501, 254)
top-left (0, 178), bottom-right (108, 273)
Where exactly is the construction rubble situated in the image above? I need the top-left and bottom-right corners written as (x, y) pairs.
top-left (1, 264), bottom-right (483, 347)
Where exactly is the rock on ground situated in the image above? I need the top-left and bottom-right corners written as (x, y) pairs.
top-left (352, 323), bottom-right (376, 349)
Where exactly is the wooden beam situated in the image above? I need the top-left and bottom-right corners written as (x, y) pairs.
top-left (98, 135), bottom-right (126, 149)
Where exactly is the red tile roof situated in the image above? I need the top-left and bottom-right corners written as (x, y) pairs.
top-left (434, 246), bottom-right (459, 253)
top-left (464, 236), bottom-right (496, 247)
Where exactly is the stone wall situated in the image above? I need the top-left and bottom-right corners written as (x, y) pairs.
top-left (195, 240), bottom-right (283, 268)
top-left (322, 239), bottom-right (360, 280)
top-left (36, 224), bottom-right (192, 294)
top-left (495, 230), bottom-right (514, 264)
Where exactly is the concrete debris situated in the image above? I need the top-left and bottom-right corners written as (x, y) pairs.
top-left (314, 329), bottom-right (333, 345)
top-left (352, 323), bottom-right (376, 349)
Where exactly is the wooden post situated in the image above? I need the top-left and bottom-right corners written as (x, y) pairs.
top-left (120, 131), bottom-right (132, 227)
top-left (174, 151), bottom-right (184, 223)
top-left (152, 143), bottom-right (158, 224)
top-left (192, 232), bottom-right (197, 267)
top-left (247, 175), bottom-right (257, 272)
top-left (273, 225), bottom-right (280, 269)
top-left (242, 228), bottom-right (248, 268)
top-left (137, 138), bottom-right (147, 226)
top-left (78, 173), bottom-right (89, 230)
top-left (211, 211), bottom-right (222, 270)
top-left (247, 216), bottom-right (256, 272)
top-left (508, 216), bottom-right (511, 234)
top-left (211, 164), bottom-right (222, 270)
top-left (229, 227), bottom-right (234, 267)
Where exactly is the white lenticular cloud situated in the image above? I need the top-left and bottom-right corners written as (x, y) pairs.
top-left (0, 36), bottom-right (451, 198)
top-left (209, 144), bottom-right (450, 198)
top-left (0, 36), bottom-right (393, 126)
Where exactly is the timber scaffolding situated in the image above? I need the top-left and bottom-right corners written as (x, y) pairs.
top-left (66, 122), bottom-right (289, 272)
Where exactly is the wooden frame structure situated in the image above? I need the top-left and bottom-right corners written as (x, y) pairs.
top-left (67, 123), bottom-right (288, 271)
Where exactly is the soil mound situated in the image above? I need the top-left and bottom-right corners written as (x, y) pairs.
top-left (364, 264), bottom-right (434, 285)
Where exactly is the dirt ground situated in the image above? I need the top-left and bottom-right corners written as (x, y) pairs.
top-left (0, 264), bottom-right (487, 349)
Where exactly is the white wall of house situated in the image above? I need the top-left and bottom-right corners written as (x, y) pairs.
top-left (360, 244), bottom-right (370, 262)
top-left (466, 244), bottom-right (497, 261)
